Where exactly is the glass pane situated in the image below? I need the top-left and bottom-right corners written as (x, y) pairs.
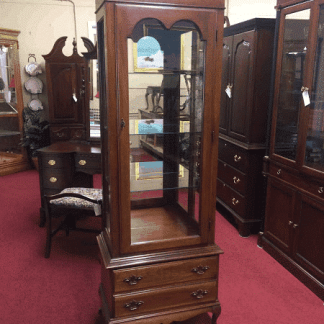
top-left (274, 9), bottom-right (310, 160)
top-left (128, 19), bottom-right (204, 244)
top-left (305, 5), bottom-right (324, 171)
top-left (0, 44), bottom-right (21, 158)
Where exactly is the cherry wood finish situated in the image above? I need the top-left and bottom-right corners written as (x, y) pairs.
top-left (0, 28), bottom-right (29, 176)
top-left (96, 0), bottom-right (224, 322)
top-left (216, 19), bottom-right (275, 237)
top-left (260, 0), bottom-right (324, 300)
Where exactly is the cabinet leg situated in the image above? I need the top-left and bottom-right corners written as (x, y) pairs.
top-left (39, 207), bottom-right (46, 227)
top-left (211, 307), bottom-right (221, 324)
top-left (235, 219), bottom-right (251, 237)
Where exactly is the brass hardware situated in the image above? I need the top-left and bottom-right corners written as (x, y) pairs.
top-left (121, 119), bottom-right (126, 128)
top-left (233, 176), bottom-right (241, 184)
top-left (49, 177), bottom-right (57, 183)
top-left (318, 187), bottom-right (324, 194)
top-left (301, 86), bottom-right (309, 92)
top-left (277, 169), bottom-right (281, 175)
top-left (293, 224), bottom-right (299, 229)
top-left (124, 300), bottom-right (144, 311)
top-left (289, 221), bottom-right (293, 225)
top-left (232, 198), bottom-right (239, 205)
top-left (191, 266), bottom-right (210, 275)
top-left (78, 160), bottom-right (87, 166)
top-left (234, 155), bottom-right (241, 162)
top-left (48, 160), bottom-right (56, 166)
top-left (191, 289), bottom-right (208, 299)
top-left (123, 275), bottom-right (143, 286)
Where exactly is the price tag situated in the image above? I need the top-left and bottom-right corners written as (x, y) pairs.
top-left (225, 85), bottom-right (232, 98)
top-left (302, 89), bottom-right (310, 106)
top-left (72, 93), bottom-right (78, 102)
top-left (94, 204), bottom-right (101, 216)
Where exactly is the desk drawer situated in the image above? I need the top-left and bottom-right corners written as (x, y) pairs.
top-left (218, 139), bottom-right (248, 172)
top-left (218, 159), bottom-right (246, 195)
top-left (42, 168), bottom-right (73, 189)
top-left (114, 256), bottom-right (218, 293)
top-left (75, 153), bottom-right (101, 172)
top-left (217, 179), bottom-right (245, 216)
top-left (114, 280), bottom-right (217, 317)
top-left (40, 153), bottom-right (73, 170)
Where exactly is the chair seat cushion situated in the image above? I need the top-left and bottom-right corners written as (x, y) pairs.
top-left (50, 188), bottom-right (102, 214)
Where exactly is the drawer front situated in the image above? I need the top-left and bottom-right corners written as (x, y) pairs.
top-left (217, 179), bottom-right (246, 216)
top-left (42, 168), bottom-right (73, 190)
top-left (75, 153), bottom-right (101, 172)
top-left (114, 280), bottom-right (217, 317)
top-left (39, 153), bottom-right (73, 170)
top-left (218, 139), bottom-right (248, 172)
top-left (217, 159), bottom-right (246, 195)
top-left (114, 256), bottom-right (218, 293)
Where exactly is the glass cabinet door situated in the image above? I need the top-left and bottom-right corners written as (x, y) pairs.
top-left (115, 5), bottom-right (219, 254)
top-left (273, 6), bottom-right (311, 162)
top-left (304, 3), bottom-right (324, 172)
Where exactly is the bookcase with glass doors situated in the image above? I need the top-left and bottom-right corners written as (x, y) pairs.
top-left (260, 0), bottom-right (324, 300)
top-left (95, 0), bottom-right (225, 322)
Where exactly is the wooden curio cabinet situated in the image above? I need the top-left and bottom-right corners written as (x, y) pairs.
top-left (0, 28), bottom-right (29, 176)
top-left (260, 0), bottom-right (324, 300)
top-left (217, 19), bottom-right (275, 237)
top-left (95, 0), bottom-right (224, 322)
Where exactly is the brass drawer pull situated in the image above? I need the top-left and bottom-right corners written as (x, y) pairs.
top-left (49, 177), bottom-right (57, 183)
top-left (318, 187), bottom-right (323, 194)
top-left (277, 169), bottom-right (281, 175)
top-left (293, 223), bottom-right (299, 229)
top-left (191, 289), bottom-right (208, 299)
top-left (234, 155), bottom-right (241, 162)
top-left (232, 198), bottom-right (239, 205)
top-left (233, 176), bottom-right (240, 184)
top-left (78, 160), bottom-right (87, 166)
top-left (124, 300), bottom-right (144, 311)
top-left (289, 221), bottom-right (293, 226)
top-left (48, 160), bottom-right (56, 166)
top-left (191, 265), bottom-right (210, 275)
top-left (123, 275), bottom-right (143, 286)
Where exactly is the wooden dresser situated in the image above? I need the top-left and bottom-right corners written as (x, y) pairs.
top-left (216, 18), bottom-right (276, 237)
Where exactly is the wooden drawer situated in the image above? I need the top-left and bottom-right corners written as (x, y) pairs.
top-left (75, 153), bottom-right (101, 172)
top-left (218, 159), bottom-right (246, 195)
top-left (114, 280), bottom-right (217, 318)
top-left (217, 179), bottom-right (246, 216)
top-left (218, 139), bottom-right (248, 172)
top-left (42, 168), bottom-right (73, 190)
top-left (114, 256), bottom-right (218, 293)
top-left (39, 153), bottom-right (73, 170)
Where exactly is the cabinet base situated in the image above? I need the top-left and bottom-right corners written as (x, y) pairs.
top-left (216, 201), bottom-right (261, 237)
top-left (258, 233), bottom-right (324, 301)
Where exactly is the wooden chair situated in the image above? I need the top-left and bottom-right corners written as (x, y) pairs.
top-left (43, 187), bottom-right (103, 258)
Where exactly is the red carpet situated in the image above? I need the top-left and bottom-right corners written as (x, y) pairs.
top-left (0, 170), bottom-right (323, 324)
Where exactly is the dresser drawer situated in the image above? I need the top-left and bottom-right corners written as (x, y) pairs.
top-left (217, 179), bottom-right (246, 216)
top-left (39, 153), bottom-right (73, 170)
top-left (42, 168), bottom-right (73, 189)
top-left (218, 139), bottom-right (248, 172)
top-left (114, 256), bottom-right (218, 293)
top-left (75, 153), bottom-right (101, 172)
top-left (218, 159), bottom-right (246, 195)
top-left (114, 280), bottom-right (217, 317)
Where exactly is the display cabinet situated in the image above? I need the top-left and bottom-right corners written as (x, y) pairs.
top-left (260, 0), bottom-right (324, 300)
top-left (216, 19), bottom-right (275, 237)
top-left (95, 0), bottom-right (224, 323)
top-left (0, 28), bottom-right (29, 176)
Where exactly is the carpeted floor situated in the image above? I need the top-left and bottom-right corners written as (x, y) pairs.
top-left (0, 170), bottom-right (323, 324)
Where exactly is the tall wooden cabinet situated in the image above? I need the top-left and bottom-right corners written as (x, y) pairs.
top-left (260, 0), bottom-right (324, 300)
top-left (95, 0), bottom-right (224, 323)
top-left (216, 19), bottom-right (275, 237)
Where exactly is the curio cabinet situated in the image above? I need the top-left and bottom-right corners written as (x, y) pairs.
top-left (260, 0), bottom-right (324, 300)
top-left (95, 0), bottom-right (225, 322)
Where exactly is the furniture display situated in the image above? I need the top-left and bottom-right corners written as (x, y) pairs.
top-left (0, 28), bottom-right (29, 176)
top-left (44, 187), bottom-right (103, 258)
top-left (37, 141), bottom-right (101, 227)
top-left (42, 37), bottom-right (94, 143)
top-left (259, 0), bottom-right (324, 300)
top-left (95, 0), bottom-right (224, 323)
top-left (216, 18), bottom-right (276, 237)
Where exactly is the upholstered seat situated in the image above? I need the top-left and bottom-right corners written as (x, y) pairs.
top-left (44, 187), bottom-right (103, 258)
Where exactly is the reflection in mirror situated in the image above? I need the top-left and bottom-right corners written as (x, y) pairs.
top-left (89, 57), bottom-right (100, 138)
top-left (127, 19), bottom-right (205, 244)
top-left (274, 9), bottom-right (310, 161)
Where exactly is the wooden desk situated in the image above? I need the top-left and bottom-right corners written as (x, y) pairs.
top-left (37, 141), bottom-right (101, 226)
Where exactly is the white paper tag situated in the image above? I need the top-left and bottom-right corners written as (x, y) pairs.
top-left (73, 93), bottom-right (78, 102)
top-left (94, 204), bottom-right (101, 216)
top-left (302, 90), bottom-right (310, 106)
top-left (225, 86), bottom-right (232, 98)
